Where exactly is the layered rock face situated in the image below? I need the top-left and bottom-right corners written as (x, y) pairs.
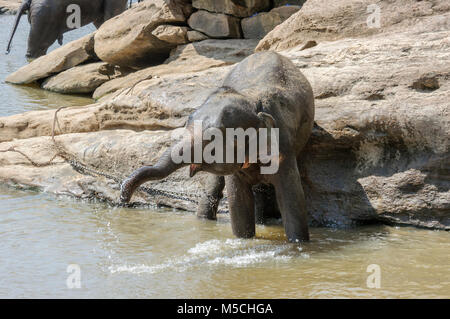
top-left (256, 0), bottom-right (450, 51)
top-left (6, 34), bottom-right (97, 85)
top-left (242, 6), bottom-right (301, 39)
top-left (1, 0), bottom-right (449, 230)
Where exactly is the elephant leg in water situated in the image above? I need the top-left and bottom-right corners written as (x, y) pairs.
top-left (226, 174), bottom-right (256, 238)
top-left (196, 175), bottom-right (225, 220)
top-left (254, 183), bottom-right (280, 224)
top-left (196, 175), bottom-right (281, 223)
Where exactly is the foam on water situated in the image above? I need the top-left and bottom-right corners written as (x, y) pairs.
top-left (109, 238), bottom-right (296, 274)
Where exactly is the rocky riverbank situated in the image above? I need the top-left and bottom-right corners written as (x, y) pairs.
top-left (0, 0), bottom-right (20, 14)
top-left (1, 0), bottom-right (449, 229)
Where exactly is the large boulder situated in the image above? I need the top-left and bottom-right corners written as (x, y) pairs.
top-left (256, 0), bottom-right (450, 51)
top-left (151, 25), bottom-right (189, 45)
top-left (40, 62), bottom-right (130, 94)
top-left (188, 10), bottom-right (242, 39)
top-left (241, 5), bottom-right (301, 39)
top-left (0, 0), bottom-right (21, 14)
top-left (94, 0), bottom-right (192, 68)
top-left (93, 39), bottom-right (258, 100)
top-left (192, 0), bottom-right (271, 18)
top-left (187, 30), bottom-right (209, 42)
top-left (5, 33), bottom-right (96, 84)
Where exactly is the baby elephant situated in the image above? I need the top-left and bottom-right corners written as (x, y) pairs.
top-left (120, 52), bottom-right (315, 242)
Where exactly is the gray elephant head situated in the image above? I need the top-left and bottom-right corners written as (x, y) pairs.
top-left (119, 87), bottom-right (277, 203)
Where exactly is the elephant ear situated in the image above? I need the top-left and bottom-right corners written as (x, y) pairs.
top-left (257, 112), bottom-right (276, 129)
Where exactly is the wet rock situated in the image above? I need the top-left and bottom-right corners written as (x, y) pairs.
top-left (241, 5), bottom-right (300, 39)
top-left (188, 10), bottom-right (242, 39)
top-left (41, 62), bottom-right (129, 94)
top-left (94, 0), bottom-right (191, 68)
top-left (5, 33), bottom-right (96, 84)
top-left (192, 0), bottom-right (271, 18)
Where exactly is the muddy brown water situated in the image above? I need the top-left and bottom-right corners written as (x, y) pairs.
top-left (0, 15), bottom-right (449, 298)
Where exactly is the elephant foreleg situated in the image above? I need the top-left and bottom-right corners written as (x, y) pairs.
top-left (225, 174), bottom-right (255, 238)
top-left (104, 0), bottom-right (128, 22)
top-left (196, 175), bottom-right (225, 220)
top-left (270, 155), bottom-right (309, 242)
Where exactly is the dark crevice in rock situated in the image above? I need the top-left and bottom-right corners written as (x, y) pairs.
top-left (410, 75), bottom-right (440, 92)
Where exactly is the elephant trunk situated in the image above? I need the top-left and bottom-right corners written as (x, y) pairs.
top-left (120, 144), bottom-right (188, 203)
top-left (6, 0), bottom-right (31, 54)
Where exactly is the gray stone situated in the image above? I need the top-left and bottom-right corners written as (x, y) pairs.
top-left (188, 10), bottom-right (242, 39)
top-left (242, 6), bottom-right (300, 39)
top-left (187, 30), bottom-right (209, 42)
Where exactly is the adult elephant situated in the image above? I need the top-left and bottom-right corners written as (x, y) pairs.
top-left (120, 52), bottom-right (315, 243)
top-left (6, 0), bottom-right (128, 59)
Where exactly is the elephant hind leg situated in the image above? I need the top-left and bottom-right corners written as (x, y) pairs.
top-left (93, 19), bottom-right (104, 29)
top-left (254, 184), bottom-right (281, 225)
top-left (225, 174), bottom-right (255, 239)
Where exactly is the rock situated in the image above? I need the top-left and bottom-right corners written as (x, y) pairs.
top-left (152, 25), bottom-right (189, 45)
top-left (256, 0), bottom-right (450, 51)
top-left (0, 129), bottom-right (210, 211)
top-left (94, 0), bottom-right (191, 68)
top-left (188, 10), bottom-right (242, 39)
top-left (5, 33), bottom-right (96, 84)
top-left (0, 0), bottom-right (21, 14)
top-left (192, 0), bottom-right (271, 18)
top-left (93, 39), bottom-right (258, 100)
top-left (241, 5), bottom-right (300, 39)
top-left (187, 30), bottom-right (209, 42)
top-left (40, 62), bottom-right (130, 94)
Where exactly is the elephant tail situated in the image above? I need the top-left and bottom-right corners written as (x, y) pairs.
top-left (5, 0), bottom-right (31, 54)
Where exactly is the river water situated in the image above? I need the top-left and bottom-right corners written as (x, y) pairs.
top-left (0, 15), bottom-right (449, 298)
